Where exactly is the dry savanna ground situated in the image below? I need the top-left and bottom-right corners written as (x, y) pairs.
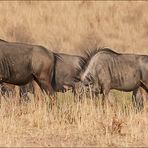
top-left (0, 1), bottom-right (148, 147)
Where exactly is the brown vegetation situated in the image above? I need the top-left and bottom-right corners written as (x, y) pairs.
top-left (0, 1), bottom-right (148, 147)
top-left (0, 1), bottom-right (148, 54)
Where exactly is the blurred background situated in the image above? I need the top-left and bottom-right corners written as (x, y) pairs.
top-left (0, 2), bottom-right (148, 146)
top-left (0, 1), bottom-right (147, 55)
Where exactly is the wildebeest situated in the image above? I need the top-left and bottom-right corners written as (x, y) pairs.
top-left (0, 39), bottom-right (87, 100)
top-left (0, 39), bottom-right (35, 98)
top-left (80, 48), bottom-right (148, 108)
top-left (0, 39), bottom-right (16, 97)
top-left (51, 52), bottom-right (86, 97)
top-left (0, 40), bottom-right (55, 97)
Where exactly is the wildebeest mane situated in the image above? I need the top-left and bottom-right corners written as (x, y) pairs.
top-left (73, 56), bottom-right (87, 82)
top-left (75, 48), bottom-right (99, 73)
top-left (53, 52), bottom-right (63, 62)
top-left (75, 47), bottom-right (120, 75)
top-left (98, 48), bottom-right (120, 55)
top-left (73, 48), bottom-right (100, 82)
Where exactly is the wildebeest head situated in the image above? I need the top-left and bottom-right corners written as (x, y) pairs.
top-left (80, 48), bottom-right (114, 91)
top-left (81, 72), bottom-right (94, 86)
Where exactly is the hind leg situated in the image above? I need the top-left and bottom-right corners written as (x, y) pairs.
top-left (35, 75), bottom-right (55, 104)
top-left (35, 77), bottom-right (53, 95)
top-left (19, 83), bottom-right (34, 103)
top-left (34, 78), bottom-right (56, 107)
top-left (33, 63), bottom-right (54, 96)
top-left (35, 69), bottom-right (56, 105)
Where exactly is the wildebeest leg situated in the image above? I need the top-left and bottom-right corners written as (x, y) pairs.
top-left (33, 64), bottom-right (54, 95)
top-left (132, 87), bottom-right (144, 111)
top-left (73, 83), bottom-right (84, 103)
top-left (20, 82), bottom-right (34, 101)
top-left (14, 86), bottom-right (20, 105)
top-left (0, 84), bottom-right (20, 104)
top-left (34, 78), bottom-right (53, 95)
top-left (102, 87), bottom-right (110, 111)
top-left (0, 84), bottom-right (7, 96)
top-left (73, 86), bottom-right (81, 103)
top-left (100, 77), bottom-right (111, 106)
top-left (19, 85), bottom-right (28, 101)
top-left (72, 87), bottom-right (78, 103)
top-left (34, 75), bottom-right (55, 108)
top-left (102, 92), bottom-right (108, 107)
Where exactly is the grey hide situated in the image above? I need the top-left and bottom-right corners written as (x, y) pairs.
top-left (81, 48), bottom-right (148, 109)
top-left (0, 39), bottom-right (55, 96)
top-left (52, 52), bottom-right (86, 96)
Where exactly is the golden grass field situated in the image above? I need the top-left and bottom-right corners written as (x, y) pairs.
top-left (0, 1), bottom-right (148, 147)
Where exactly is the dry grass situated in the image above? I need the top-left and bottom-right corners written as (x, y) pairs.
top-left (0, 1), bottom-right (148, 54)
top-left (0, 1), bottom-right (148, 147)
top-left (0, 91), bottom-right (148, 147)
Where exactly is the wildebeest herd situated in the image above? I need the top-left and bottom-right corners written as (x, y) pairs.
top-left (0, 39), bottom-right (147, 110)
